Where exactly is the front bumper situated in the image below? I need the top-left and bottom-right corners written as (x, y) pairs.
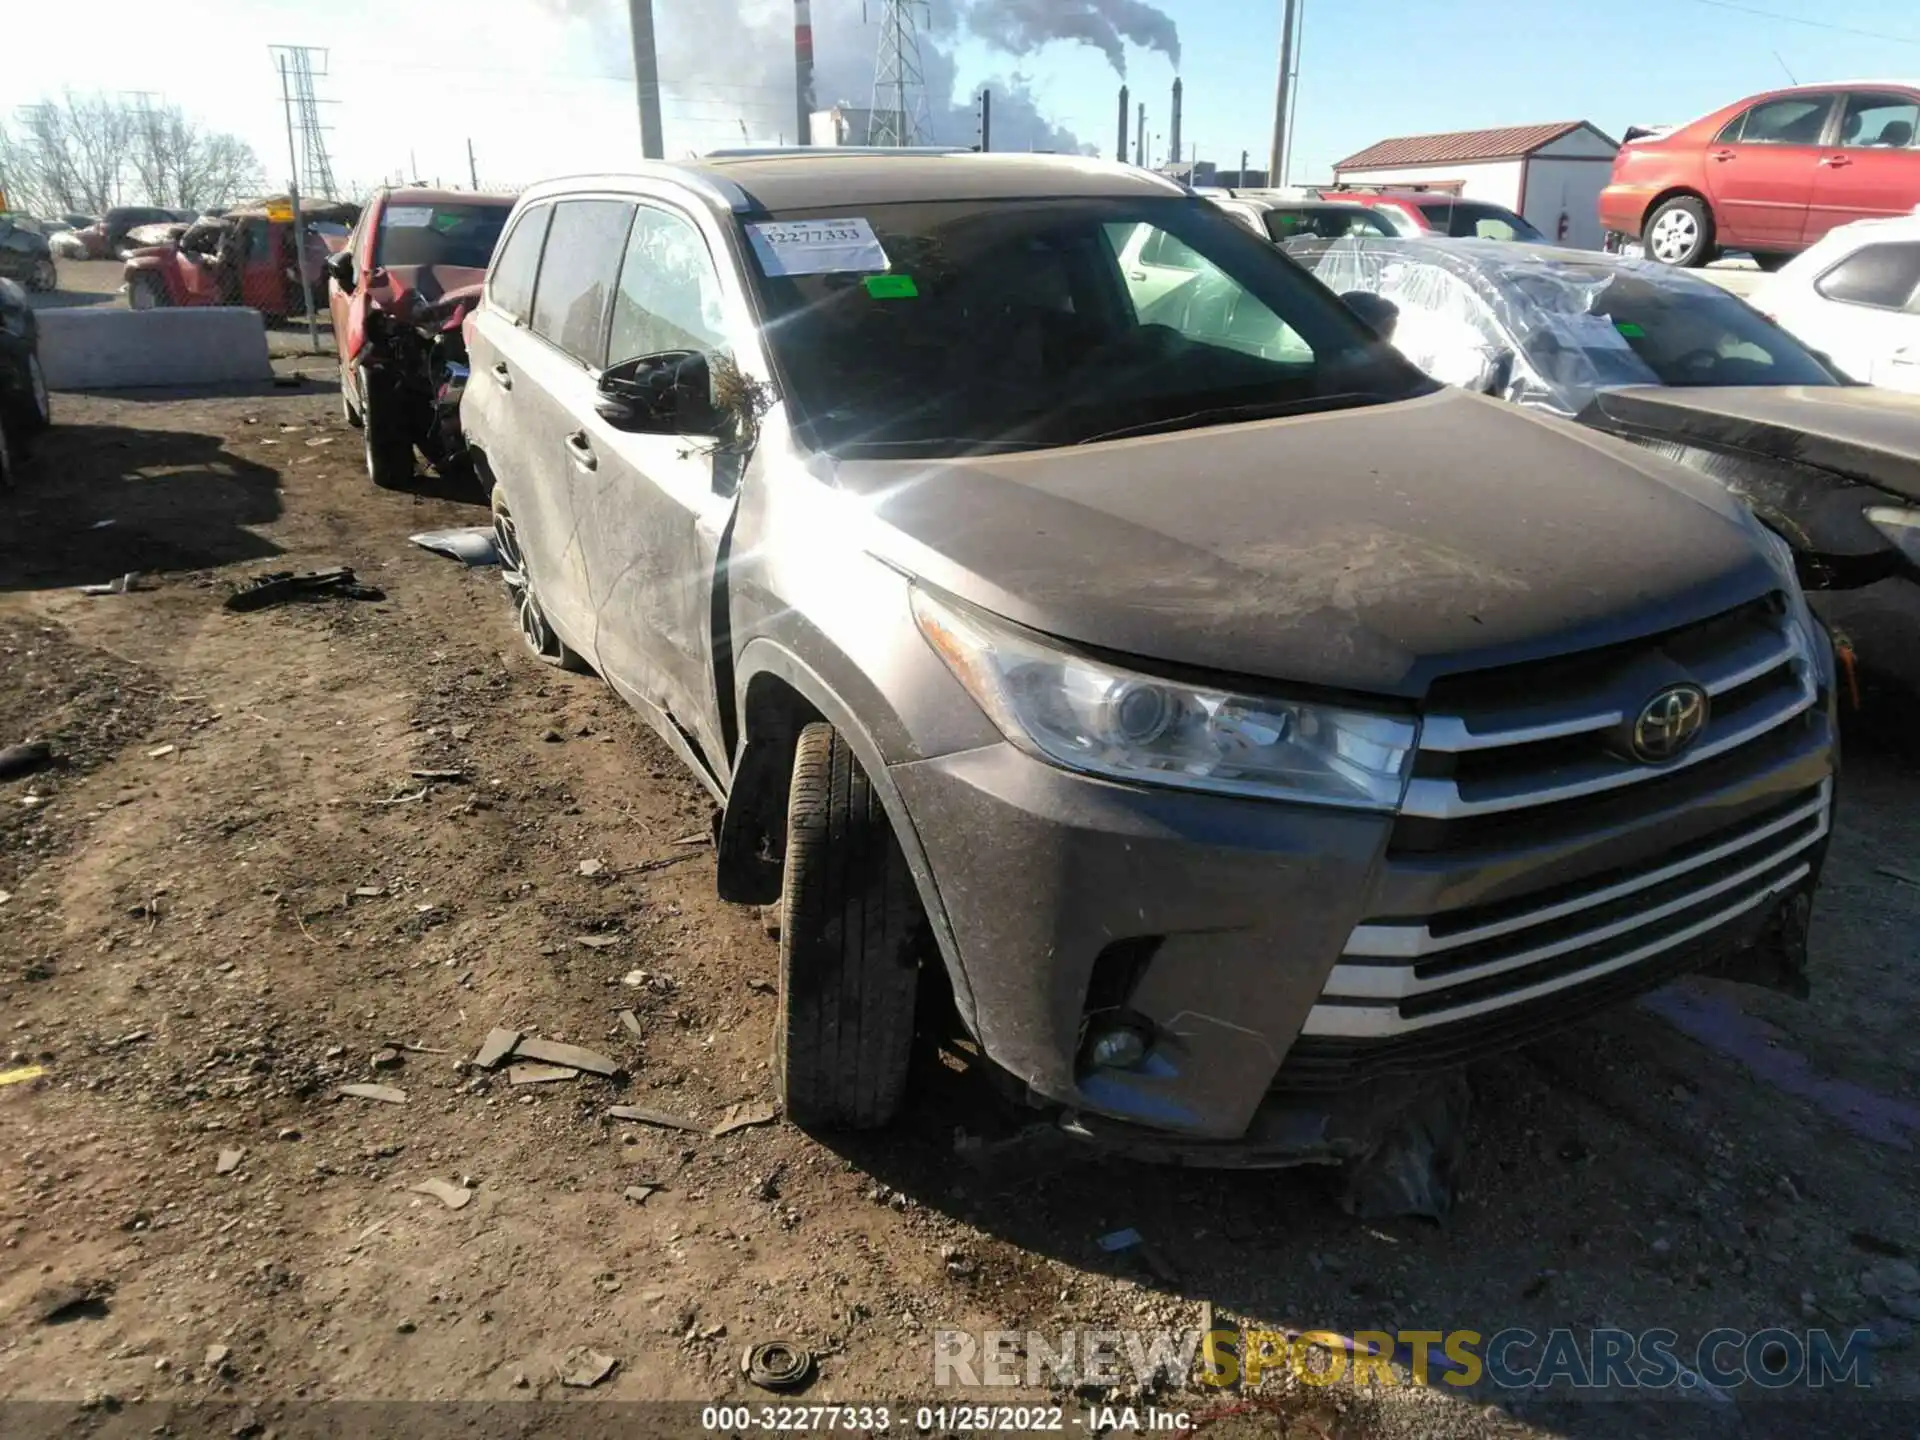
top-left (892, 696), bottom-right (1834, 1153)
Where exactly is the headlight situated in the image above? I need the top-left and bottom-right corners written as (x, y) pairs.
top-left (910, 587), bottom-right (1418, 810)
top-left (1865, 506), bottom-right (1920, 568)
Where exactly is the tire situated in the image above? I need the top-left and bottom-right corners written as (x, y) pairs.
top-left (360, 384), bottom-right (414, 487)
top-left (776, 721), bottom-right (923, 1131)
top-left (22, 354), bottom-right (50, 435)
top-left (490, 486), bottom-right (589, 671)
top-left (340, 364), bottom-right (363, 428)
top-left (0, 415), bottom-right (15, 489)
top-left (1643, 196), bottom-right (1714, 268)
top-left (127, 273), bottom-right (168, 310)
top-left (28, 258), bottom-right (56, 293)
top-left (1752, 252), bottom-right (1792, 273)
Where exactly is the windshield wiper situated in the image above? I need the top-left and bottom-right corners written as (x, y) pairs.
top-left (1073, 392), bottom-right (1386, 445)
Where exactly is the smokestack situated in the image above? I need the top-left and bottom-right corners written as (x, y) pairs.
top-left (629, 0), bottom-right (664, 159)
top-left (1116, 85), bottom-right (1129, 162)
top-left (1169, 77), bottom-right (1183, 167)
top-left (794, 0), bottom-right (815, 146)
top-left (1135, 103), bottom-right (1146, 167)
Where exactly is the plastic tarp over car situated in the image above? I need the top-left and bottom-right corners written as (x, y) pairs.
top-left (1309, 236), bottom-right (1684, 416)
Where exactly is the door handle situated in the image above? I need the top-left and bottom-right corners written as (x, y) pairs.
top-left (491, 361), bottom-right (512, 391)
top-left (564, 431), bottom-right (597, 472)
top-left (1710, 149), bottom-right (1735, 162)
top-left (1819, 154), bottom-right (1852, 167)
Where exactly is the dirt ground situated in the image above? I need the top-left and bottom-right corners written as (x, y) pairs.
top-left (1, 366), bottom-right (1917, 1440)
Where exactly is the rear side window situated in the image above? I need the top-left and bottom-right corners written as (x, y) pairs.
top-left (1730, 95), bottom-right (1835, 145)
top-left (1815, 242), bottom-right (1920, 311)
top-left (489, 205), bottom-right (550, 322)
top-left (530, 199), bottom-right (635, 366)
top-left (1839, 93), bottom-right (1919, 150)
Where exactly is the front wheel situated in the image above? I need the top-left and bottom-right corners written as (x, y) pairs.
top-left (22, 354), bottom-right (50, 435)
top-left (490, 486), bottom-right (589, 671)
top-left (127, 274), bottom-right (168, 310)
top-left (1644, 196), bottom-right (1715, 268)
top-left (340, 363), bottom-right (363, 428)
top-left (360, 383), bottom-right (415, 487)
top-left (776, 722), bottom-right (923, 1131)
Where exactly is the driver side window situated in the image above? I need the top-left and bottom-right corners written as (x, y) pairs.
top-left (609, 205), bottom-right (729, 366)
top-left (1103, 222), bottom-right (1312, 361)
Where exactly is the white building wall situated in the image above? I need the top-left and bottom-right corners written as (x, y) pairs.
top-left (1330, 158), bottom-right (1525, 208)
top-left (1522, 156), bottom-right (1614, 249)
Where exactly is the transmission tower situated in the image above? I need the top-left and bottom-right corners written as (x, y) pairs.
top-left (268, 45), bottom-right (338, 199)
top-left (867, 0), bottom-right (931, 147)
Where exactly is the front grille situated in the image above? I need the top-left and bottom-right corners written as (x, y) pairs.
top-left (1301, 780), bottom-right (1829, 1045)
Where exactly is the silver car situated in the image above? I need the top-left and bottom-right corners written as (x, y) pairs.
top-left (460, 154), bottom-right (1833, 1203)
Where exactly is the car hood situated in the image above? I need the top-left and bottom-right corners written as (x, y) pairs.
top-left (832, 387), bottom-right (1782, 698)
top-left (1581, 384), bottom-right (1920, 504)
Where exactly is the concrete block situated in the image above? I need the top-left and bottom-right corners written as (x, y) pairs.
top-left (35, 307), bottom-right (273, 390)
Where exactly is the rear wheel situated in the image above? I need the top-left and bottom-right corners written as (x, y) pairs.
top-left (127, 273), bottom-right (168, 310)
top-left (27, 258), bottom-right (56, 293)
top-left (776, 722), bottom-right (923, 1131)
top-left (1644, 196), bottom-right (1714, 267)
top-left (490, 486), bottom-right (588, 671)
top-left (1752, 252), bottom-right (1792, 273)
top-left (23, 355), bottom-right (50, 435)
top-left (360, 384), bottom-right (414, 487)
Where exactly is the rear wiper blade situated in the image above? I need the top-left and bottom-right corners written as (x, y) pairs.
top-left (1074, 392), bottom-right (1384, 445)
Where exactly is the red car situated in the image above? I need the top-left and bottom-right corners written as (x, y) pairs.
top-left (1600, 81), bottom-right (1920, 269)
top-left (326, 187), bottom-right (515, 484)
top-left (1311, 189), bottom-right (1546, 241)
top-left (123, 203), bottom-right (355, 316)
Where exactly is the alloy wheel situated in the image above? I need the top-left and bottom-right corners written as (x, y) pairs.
top-left (493, 504), bottom-right (557, 658)
top-left (28, 355), bottom-right (49, 427)
top-left (1650, 210), bottom-right (1698, 264)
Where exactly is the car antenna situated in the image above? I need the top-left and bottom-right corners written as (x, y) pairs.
top-left (1772, 50), bottom-right (1798, 85)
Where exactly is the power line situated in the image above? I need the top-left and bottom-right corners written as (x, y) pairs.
top-left (1676, 0), bottom-right (1920, 46)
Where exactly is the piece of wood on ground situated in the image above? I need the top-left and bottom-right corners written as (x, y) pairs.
top-left (618, 1010), bottom-right (643, 1038)
top-left (471, 1027), bottom-right (521, 1070)
top-left (609, 1104), bottom-right (704, 1133)
top-left (410, 1178), bottom-right (474, 1210)
top-left (622, 1184), bottom-right (658, 1204)
top-left (710, 1101), bottom-right (780, 1138)
top-left (513, 1036), bottom-right (621, 1077)
top-left (215, 1148), bottom-right (245, 1175)
top-left (338, 1083), bottom-right (408, 1105)
top-left (574, 934), bottom-right (622, 950)
top-left (508, 1063), bottom-right (579, 1086)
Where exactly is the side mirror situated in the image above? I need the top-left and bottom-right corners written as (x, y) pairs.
top-left (1340, 290), bottom-right (1399, 342)
top-left (596, 350), bottom-right (722, 436)
top-left (324, 248), bottom-right (355, 294)
top-left (1482, 349), bottom-right (1516, 397)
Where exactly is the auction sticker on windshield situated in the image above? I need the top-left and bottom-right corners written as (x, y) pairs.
top-left (747, 218), bottom-right (889, 276)
top-left (383, 206), bottom-right (434, 229)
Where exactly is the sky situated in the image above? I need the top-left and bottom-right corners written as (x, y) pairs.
top-left (5, 0), bottom-right (1920, 199)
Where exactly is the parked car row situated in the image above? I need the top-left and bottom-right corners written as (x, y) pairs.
top-left (444, 151), bottom-right (1836, 1188)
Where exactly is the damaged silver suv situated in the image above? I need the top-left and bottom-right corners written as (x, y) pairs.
top-left (461, 152), bottom-right (1836, 1186)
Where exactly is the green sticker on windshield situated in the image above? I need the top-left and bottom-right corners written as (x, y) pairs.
top-left (1615, 321), bottom-right (1645, 338)
top-left (863, 273), bottom-right (918, 299)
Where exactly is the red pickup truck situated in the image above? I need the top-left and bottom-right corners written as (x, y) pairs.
top-left (123, 201), bottom-right (357, 317)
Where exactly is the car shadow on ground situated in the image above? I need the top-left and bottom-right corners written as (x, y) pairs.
top-left (817, 718), bottom-right (1920, 1440)
top-left (0, 421), bottom-right (283, 591)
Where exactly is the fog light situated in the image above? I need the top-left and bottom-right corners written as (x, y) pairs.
top-left (1086, 1023), bottom-right (1150, 1071)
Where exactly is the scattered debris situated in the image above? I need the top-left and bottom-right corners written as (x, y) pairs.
top-left (514, 1037), bottom-right (621, 1077)
top-left (1097, 1228), bottom-right (1143, 1253)
top-left (145, 744), bottom-right (177, 759)
top-left (619, 1010), bottom-right (643, 1038)
top-left (351, 885), bottom-right (385, 900)
top-left (578, 858), bottom-right (606, 878)
top-left (1875, 865), bottom-right (1920, 888)
top-left (338, 1083), bottom-right (408, 1105)
top-left (33, 1283), bottom-right (107, 1324)
top-left (410, 768), bottom-right (466, 783)
top-left (672, 832), bottom-right (709, 846)
top-left (711, 1102), bottom-right (780, 1138)
top-left (1138, 1240), bottom-right (1181, 1285)
top-left (78, 572), bottom-right (143, 596)
top-left (508, 1063), bottom-right (579, 1086)
top-left (621, 969), bottom-right (647, 986)
top-left (409, 527), bottom-right (500, 567)
top-left (215, 1148), bottom-right (245, 1175)
top-left (0, 1065), bottom-right (47, 1087)
top-left (623, 1185), bottom-right (657, 1205)
top-left (205, 1344), bottom-right (232, 1369)
top-left (410, 1179), bottom-right (475, 1211)
top-left (0, 740), bottom-right (53, 781)
top-left (747, 978), bottom-right (777, 995)
top-left (558, 1348), bottom-right (618, 1388)
top-left (370, 1047), bottom-right (402, 1070)
top-left (472, 1028), bottom-right (521, 1070)
top-left (574, 934), bottom-right (622, 950)
top-left (224, 567), bottom-right (384, 612)
top-left (742, 1339), bottom-right (815, 1393)
top-left (609, 1105), bottom-right (704, 1133)
top-left (305, 435), bottom-right (335, 447)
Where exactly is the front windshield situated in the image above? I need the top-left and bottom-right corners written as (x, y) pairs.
top-left (744, 196), bottom-right (1430, 456)
top-left (374, 202), bottom-right (512, 269)
top-left (1588, 271), bottom-right (1837, 388)
top-left (1262, 207), bottom-right (1397, 243)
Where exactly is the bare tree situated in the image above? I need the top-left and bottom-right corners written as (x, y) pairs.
top-left (0, 93), bottom-right (262, 216)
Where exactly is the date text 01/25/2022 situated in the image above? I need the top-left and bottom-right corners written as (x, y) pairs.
top-left (699, 1404), bottom-right (1196, 1431)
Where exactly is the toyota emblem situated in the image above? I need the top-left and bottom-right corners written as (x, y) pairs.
top-left (1632, 684), bottom-right (1709, 762)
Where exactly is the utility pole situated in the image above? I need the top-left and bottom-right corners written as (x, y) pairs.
top-left (1135, 103), bottom-right (1146, 167)
top-left (268, 46), bottom-right (338, 199)
top-left (869, 0), bottom-right (931, 146)
top-left (976, 88), bottom-right (991, 151)
top-left (467, 138), bottom-right (479, 189)
top-left (628, 0), bottom-right (665, 159)
top-left (794, 0), bottom-right (815, 145)
top-left (1267, 0), bottom-right (1297, 186)
top-left (275, 54), bottom-right (319, 356)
